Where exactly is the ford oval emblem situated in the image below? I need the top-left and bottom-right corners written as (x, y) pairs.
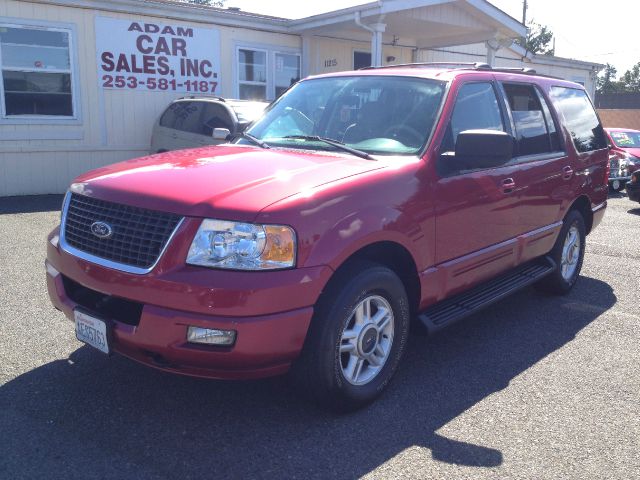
top-left (90, 221), bottom-right (114, 239)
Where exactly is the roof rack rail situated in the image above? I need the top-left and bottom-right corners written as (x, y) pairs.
top-left (359, 62), bottom-right (565, 80)
top-left (359, 62), bottom-right (492, 71)
top-left (177, 95), bottom-right (226, 101)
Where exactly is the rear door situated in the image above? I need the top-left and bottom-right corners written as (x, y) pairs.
top-left (495, 81), bottom-right (570, 261)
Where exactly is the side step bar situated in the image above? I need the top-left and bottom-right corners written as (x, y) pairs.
top-left (418, 257), bottom-right (556, 333)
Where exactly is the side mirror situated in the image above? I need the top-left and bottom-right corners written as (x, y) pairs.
top-left (450, 129), bottom-right (513, 171)
top-left (212, 128), bottom-right (231, 141)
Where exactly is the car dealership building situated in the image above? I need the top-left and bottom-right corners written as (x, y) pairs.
top-left (0, 0), bottom-right (603, 196)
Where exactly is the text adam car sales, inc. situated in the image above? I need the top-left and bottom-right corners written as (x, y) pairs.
top-left (0, 0), bottom-right (603, 196)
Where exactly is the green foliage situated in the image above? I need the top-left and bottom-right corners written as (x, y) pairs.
top-left (597, 62), bottom-right (640, 94)
top-left (597, 63), bottom-right (620, 94)
top-left (515, 21), bottom-right (555, 56)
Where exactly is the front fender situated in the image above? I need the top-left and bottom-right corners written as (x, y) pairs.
top-left (300, 205), bottom-right (426, 270)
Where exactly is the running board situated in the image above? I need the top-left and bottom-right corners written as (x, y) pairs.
top-left (418, 257), bottom-right (556, 333)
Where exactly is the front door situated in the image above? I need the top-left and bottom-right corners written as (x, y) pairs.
top-left (433, 80), bottom-right (523, 295)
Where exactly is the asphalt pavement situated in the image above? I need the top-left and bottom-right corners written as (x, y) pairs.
top-left (0, 193), bottom-right (638, 479)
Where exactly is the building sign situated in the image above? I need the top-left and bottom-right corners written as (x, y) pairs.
top-left (95, 17), bottom-right (220, 93)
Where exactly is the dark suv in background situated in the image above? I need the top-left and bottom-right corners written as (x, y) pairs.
top-left (48, 63), bottom-right (608, 410)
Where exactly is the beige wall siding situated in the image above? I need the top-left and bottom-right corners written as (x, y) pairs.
top-left (309, 36), bottom-right (414, 76)
top-left (0, 1), bottom-right (300, 196)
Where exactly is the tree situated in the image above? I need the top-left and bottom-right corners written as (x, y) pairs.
top-left (598, 62), bottom-right (640, 93)
top-left (515, 20), bottom-right (555, 56)
top-left (596, 63), bottom-right (620, 94)
top-left (619, 62), bottom-right (640, 92)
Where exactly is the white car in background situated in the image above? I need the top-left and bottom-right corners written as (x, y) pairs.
top-left (151, 97), bottom-right (268, 153)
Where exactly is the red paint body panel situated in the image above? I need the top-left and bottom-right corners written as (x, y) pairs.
top-left (46, 68), bottom-right (609, 379)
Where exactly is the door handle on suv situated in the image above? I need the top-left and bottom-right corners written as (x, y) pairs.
top-left (563, 166), bottom-right (574, 180)
top-left (502, 178), bottom-right (516, 194)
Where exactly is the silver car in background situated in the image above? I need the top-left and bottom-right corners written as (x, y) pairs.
top-left (151, 97), bottom-right (268, 153)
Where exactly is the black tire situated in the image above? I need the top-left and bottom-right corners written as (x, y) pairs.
top-left (609, 180), bottom-right (625, 193)
top-left (535, 209), bottom-right (586, 295)
top-left (291, 260), bottom-right (410, 412)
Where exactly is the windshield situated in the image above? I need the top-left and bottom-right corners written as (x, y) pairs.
top-left (243, 76), bottom-right (446, 155)
top-left (610, 131), bottom-right (640, 148)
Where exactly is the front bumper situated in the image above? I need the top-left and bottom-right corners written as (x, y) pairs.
top-left (627, 181), bottom-right (640, 203)
top-left (46, 227), bottom-right (333, 379)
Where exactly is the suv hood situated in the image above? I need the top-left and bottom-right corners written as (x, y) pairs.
top-left (73, 145), bottom-right (385, 220)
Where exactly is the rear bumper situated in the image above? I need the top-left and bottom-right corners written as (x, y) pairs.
top-left (46, 228), bottom-right (332, 379)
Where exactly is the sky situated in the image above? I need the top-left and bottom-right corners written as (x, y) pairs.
top-left (227, 0), bottom-right (639, 76)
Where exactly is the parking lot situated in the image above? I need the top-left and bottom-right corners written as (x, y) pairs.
top-left (0, 193), bottom-right (638, 479)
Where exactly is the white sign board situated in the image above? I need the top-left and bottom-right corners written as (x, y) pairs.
top-left (95, 17), bottom-right (221, 94)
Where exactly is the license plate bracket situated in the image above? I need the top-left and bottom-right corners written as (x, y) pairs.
top-left (74, 309), bottom-right (111, 355)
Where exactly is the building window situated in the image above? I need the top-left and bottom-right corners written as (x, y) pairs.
top-left (0, 24), bottom-right (75, 118)
top-left (274, 53), bottom-right (300, 98)
top-left (236, 46), bottom-right (300, 101)
top-left (353, 51), bottom-right (371, 70)
top-left (238, 48), bottom-right (267, 101)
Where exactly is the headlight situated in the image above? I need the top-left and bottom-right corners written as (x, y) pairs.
top-left (187, 219), bottom-right (296, 270)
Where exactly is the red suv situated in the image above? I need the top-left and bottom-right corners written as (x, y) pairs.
top-left (46, 63), bottom-right (609, 410)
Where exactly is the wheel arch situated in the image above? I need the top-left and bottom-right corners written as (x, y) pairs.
top-left (324, 241), bottom-right (422, 316)
top-left (568, 195), bottom-right (593, 234)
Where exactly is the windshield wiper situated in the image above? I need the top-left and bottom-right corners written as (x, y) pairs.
top-left (281, 135), bottom-right (374, 160)
top-left (233, 132), bottom-right (270, 149)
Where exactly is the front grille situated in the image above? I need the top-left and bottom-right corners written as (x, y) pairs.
top-left (63, 193), bottom-right (182, 270)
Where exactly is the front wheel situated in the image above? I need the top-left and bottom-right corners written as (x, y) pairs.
top-left (535, 209), bottom-right (586, 295)
top-left (291, 261), bottom-right (410, 411)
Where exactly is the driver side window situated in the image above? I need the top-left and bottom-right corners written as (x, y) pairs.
top-left (441, 82), bottom-right (504, 152)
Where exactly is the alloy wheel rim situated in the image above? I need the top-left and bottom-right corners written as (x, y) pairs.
top-left (561, 225), bottom-right (581, 281)
top-left (339, 295), bottom-right (395, 386)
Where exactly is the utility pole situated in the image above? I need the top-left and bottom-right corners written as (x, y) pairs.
top-left (522, 0), bottom-right (527, 25)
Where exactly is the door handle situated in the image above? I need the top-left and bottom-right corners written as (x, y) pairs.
top-left (563, 166), bottom-right (574, 180)
top-left (502, 178), bottom-right (516, 194)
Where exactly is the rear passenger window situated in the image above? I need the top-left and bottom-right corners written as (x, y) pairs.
top-left (550, 87), bottom-right (607, 153)
top-left (159, 101), bottom-right (204, 134)
top-left (502, 83), bottom-right (552, 156)
top-left (441, 82), bottom-right (504, 152)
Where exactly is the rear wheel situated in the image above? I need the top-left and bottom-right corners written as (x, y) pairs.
top-left (536, 209), bottom-right (586, 295)
top-left (291, 261), bottom-right (410, 411)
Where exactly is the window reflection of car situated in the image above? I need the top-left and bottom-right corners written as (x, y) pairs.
top-left (150, 97), bottom-right (268, 153)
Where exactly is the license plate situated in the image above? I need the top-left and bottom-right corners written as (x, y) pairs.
top-left (74, 310), bottom-right (110, 354)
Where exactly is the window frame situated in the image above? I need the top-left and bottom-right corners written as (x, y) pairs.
top-left (233, 42), bottom-right (301, 101)
top-left (437, 79), bottom-right (512, 176)
top-left (0, 18), bottom-right (81, 125)
top-left (497, 81), bottom-right (567, 164)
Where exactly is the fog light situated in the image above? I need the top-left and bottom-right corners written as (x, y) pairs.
top-left (187, 326), bottom-right (236, 346)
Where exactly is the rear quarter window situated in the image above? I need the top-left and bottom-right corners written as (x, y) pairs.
top-left (549, 87), bottom-right (607, 153)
